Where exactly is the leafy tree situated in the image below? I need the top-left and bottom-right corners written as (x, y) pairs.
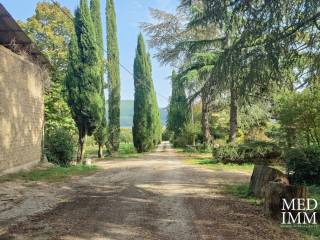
top-left (66, 0), bottom-right (104, 162)
top-left (182, 0), bottom-right (320, 141)
top-left (90, 0), bottom-right (108, 158)
top-left (18, 2), bottom-right (76, 134)
top-left (94, 120), bottom-right (108, 158)
top-left (106, 0), bottom-right (121, 153)
top-left (132, 34), bottom-right (156, 152)
top-left (276, 88), bottom-right (320, 147)
top-left (167, 70), bottom-right (191, 140)
top-left (178, 53), bottom-right (218, 147)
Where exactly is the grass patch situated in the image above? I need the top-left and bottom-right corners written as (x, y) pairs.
top-left (287, 225), bottom-right (320, 240)
top-left (86, 143), bottom-right (143, 159)
top-left (173, 146), bottom-right (212, 154)
top-left (186, 157), bottom-right (254, 173)
top-left (308, 185), bottom-right (320, 210)
top-left (295, 185), bottom-right (320, 239)
top-left (223, 183), bottom-right (262, 206)
top-left (0, 165), bottom-right (99, 183)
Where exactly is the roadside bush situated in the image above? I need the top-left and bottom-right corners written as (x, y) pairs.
top-left (162, 128), bottom-right (172, 141)
top-left (172, 135), bottom-right (189, 148)
top-left (45, 128), bottom-right (76, 167)
top-left (214, 141), bottom-right (281, 164)
top-left (285, 146), bottom-right (320, 185)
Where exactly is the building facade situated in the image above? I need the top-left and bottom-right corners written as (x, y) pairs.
top-left (0, 4), bottom-right (49, 174)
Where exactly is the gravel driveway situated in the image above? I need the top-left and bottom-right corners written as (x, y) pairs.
top-left (0, 142), bottom-right (300, 240)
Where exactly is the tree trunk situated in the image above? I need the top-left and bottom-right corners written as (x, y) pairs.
top-left (264, 182), bottom-right (307, 220)
top-left (77, 126), bottom-right (87, 163)
top-left (249, 165), bottom-right (289, 198)
top-left (98, 144), bottom-right (103, 159)
top-left (190, 104), bottom-right (196, 146)
top-left (229, 81), bottom-right (238, 143)
top-left (201, 92), bottom-right (212, 148)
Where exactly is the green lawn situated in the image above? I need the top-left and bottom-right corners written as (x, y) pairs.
top-left (223, 183), bottom-right (262, 206)
top-left (0, 164), bottom-right (99, 183)
top-left (186, 157), bottom-right (254, 173)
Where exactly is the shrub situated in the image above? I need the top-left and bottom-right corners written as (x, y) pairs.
top-left (214, 141), bottom-right (281, 164)
top-left (119, 143), bottom-right (136, 155)
top-left (120, 128), bottom-right (133, 144)
top-left (45, 128), bottom-right (76, 167)
top-left (172, 135), bottom-right (189, 148)
top-left (285, 146), bottom-right (320, 185)
top-left (162, 128), bottom-right (172, 141)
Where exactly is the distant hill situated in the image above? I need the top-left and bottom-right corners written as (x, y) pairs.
top-left (106, 100), bottom-right (167, 128)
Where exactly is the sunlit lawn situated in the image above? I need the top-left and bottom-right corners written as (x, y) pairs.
top-left (185, 157), bottom-right (254, 173)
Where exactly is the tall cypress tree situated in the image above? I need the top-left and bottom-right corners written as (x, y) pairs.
top-left (167, 70), bottom-right (190, 138)
top-left (133, 34), bottom-right (154, 152)
top-left (90, 0), bottom-right (107, 158)
top-left (147, 54), bottom-right (162, 145)
top-left (66, 0), bottom-right (104, 162)
top-left (106, 0), bottom-right (120, 153)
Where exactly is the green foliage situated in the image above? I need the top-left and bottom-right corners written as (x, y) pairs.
top-left (45, 128), bottom-right (76, 167)
top-left (186, 157), bottom-right (254, 173)
top-left (0, 165), bottom-right (98, 183)
top-left (90, 0), bottom-right (103, 57)
top-left (19, 2), bottom-right (76, 134)
top-left (276, 88), bottom-right (320, 147)
top-left (167, 71), bottom-right (191, 136)
top-left (172, 135), bottom-right (189, 148)
top-left (106, 0), bottom-right (121, 152)
top-left (285, 146), bottom-right (320, 185)
top-left (91, 0), bottom-right (108, 157)
top-left (172, 122), bottom-right (201, 147)
top-left (223, 184), bottom-right (262, 206)
top-left (214, 141), bottom-right (281, 164)
top-left (119, 143), bottom-right (136, 156)
top-left (66, 0), bottom-right (104, 160)
top-left (162, 128), bottom-right (172, 141)
top-left (265, 123), bottom-right (287, 146)
top-left (238, 101), bottom-right (271, 140)
top-left (94, 120), bottom-right (108, 146)
top-left (148, 55), bottom-right (162, 145)
top-left (120, 128), bottom-right (133, 143)
top-left (132, 34), bottom-right (160, 152)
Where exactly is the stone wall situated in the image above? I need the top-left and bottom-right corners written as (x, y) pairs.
top-left (0, 46), bottom-right (47, 174)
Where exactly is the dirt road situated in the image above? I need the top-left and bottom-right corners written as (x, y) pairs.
top-left (0, 142), bottom-right (299, 240)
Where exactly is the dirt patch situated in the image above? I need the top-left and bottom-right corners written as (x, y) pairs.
top-left (0, 142), bottom-right (301, 240)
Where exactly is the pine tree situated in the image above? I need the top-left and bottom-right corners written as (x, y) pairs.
top-left (167, 70), bottom-right (190, 138)
top-left (65, 0), bottom-right (104, 162)
top-left (133, 34), bottom-right (154, 152)
top-left (106, 0), bottom-right (121, 153)
top-left (90, 0), bottom-right (108, 158)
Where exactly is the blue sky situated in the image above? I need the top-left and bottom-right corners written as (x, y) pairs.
top-left (1, 0), bottom-right (179, 107)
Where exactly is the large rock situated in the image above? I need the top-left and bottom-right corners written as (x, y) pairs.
top-left (263, 182), bottom-right (307, 219)
top-left (249, 165), bottom-right (289, 198)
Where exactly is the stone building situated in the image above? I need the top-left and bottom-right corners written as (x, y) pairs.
top-left (0, 4), bottom-right (50, 174)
